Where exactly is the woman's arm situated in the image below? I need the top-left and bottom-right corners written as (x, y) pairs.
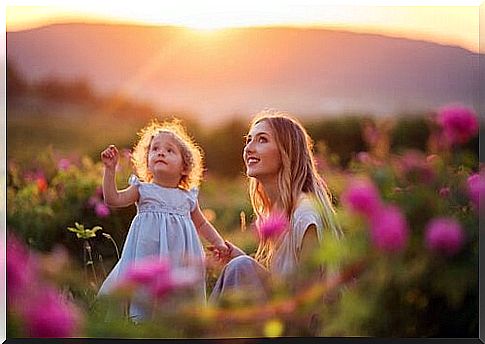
top-left (299, 224), bottom-right (319, 265)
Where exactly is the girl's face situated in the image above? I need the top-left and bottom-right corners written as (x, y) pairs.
top-left (243, 120), bottom-right (282, 182)
top-left (147, 132), bottom-right (186, 183)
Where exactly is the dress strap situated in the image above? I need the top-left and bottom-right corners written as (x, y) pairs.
top-left (188, 187), bottom-right (199, 212)
top-left (128, 174), bottom-right (141, 187)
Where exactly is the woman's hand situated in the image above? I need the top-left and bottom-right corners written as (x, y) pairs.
top-left (101, 145), bottom-right (119, 171)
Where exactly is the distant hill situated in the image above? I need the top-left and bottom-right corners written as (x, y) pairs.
top-left (6, 23), bottom-right (482, 124)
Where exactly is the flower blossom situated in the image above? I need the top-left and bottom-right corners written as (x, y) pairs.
top-left (95, 202), bottom-right (110, 218)
top-left (369, 205), bottom-right (409, 253)
top-left (23, 287), bottom-right (82, 337)
top-left (341, 178), bottom-right (383, 218)
top-left (57, 158), bottom-right (71, 171)
top-left (437, 104), bottom-right (479, 145)
top-left (467, 173), bottom-right (484, 211)
top-left (256, 211), bottom-right (289, 241)
top-left (425, 217), bottom-right (465, 256)
top-left (116, 256), bottom-right (202, 300)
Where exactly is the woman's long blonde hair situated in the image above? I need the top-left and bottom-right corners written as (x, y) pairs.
top-left (131, 118), bottom-right (204, 190)
top-left (249, 110), bottom-right (343, 266)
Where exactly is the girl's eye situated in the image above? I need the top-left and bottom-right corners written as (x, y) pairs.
top-left (167, 148), bottom-right (173, 153)
top-left (245, 137), bottom-right (251, 145)
top-left (152, 146), bottom-right (158, 151)
top-left (258, 137), bottom-right (267, 143)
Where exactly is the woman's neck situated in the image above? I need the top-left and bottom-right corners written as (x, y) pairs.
top-left (259, 179), bottom-right (283, 212)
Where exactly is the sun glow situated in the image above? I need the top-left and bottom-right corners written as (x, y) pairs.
top-left (6, 2), bottom-right (480, 52)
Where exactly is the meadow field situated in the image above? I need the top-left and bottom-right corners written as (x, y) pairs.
top-left (6, 71), bottom-right (482, 338)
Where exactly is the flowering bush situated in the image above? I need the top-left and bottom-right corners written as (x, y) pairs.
top-left (6, 104), bottom-right (480, 338)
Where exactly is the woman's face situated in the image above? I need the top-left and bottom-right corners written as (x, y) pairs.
top-left (243, 120), bottom-right (282, 182)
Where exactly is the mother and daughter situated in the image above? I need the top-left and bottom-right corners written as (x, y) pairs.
top-left (97, 110), bottom-right (343, 322)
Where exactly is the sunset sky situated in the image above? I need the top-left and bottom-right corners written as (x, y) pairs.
top-left (5, 1), bottom-right (483, 53)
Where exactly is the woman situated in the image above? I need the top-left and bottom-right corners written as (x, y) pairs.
top-left (209, 110), bottom-right (343, 305)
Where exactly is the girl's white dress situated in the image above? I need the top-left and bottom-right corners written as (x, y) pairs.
top-left (98, 175), bottom-right (206, 320)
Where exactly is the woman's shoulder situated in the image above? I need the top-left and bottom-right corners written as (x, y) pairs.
top-left (291, 192), bottom-right (323, 234)
top-left (293, 193), bottom-right (319, 219)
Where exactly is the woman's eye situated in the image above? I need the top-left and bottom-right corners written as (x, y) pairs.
top-left (167, 148), bottom-right (173, 153)
top-left (258, 137), bottom-right (267, 143)
top-left (245, 137), bottom-right (251, 145)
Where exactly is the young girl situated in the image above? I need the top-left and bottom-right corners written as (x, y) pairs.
top-left (97, 119), bottom-right (228, 321)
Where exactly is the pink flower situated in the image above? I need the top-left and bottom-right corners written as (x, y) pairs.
top-left (437, 104), bottom-right (479, 145)
top-left (6, 234), bottom-right (36, 301)
top-left (256, 211), bottom-right (289, 241)
top-left (124, 258), bottom-right (171, 285)
top-left (117, 257), bottom-right (202, 300)
top-left (94, 202), bottom-right (110, 218)
top-left (356, 152), bottom-right (372, 165)
top-left (57, 158), bottom-right (71, 171)
top-left (120, 257), bottom-right (174, 299)
top-left (341, 179), bottom-right (383, 218)
top-left (467, 173), bottom-right (484, 210)
top-left (399, 150), bottom-right (435, 184)
top-left (95, 186), bottom-right (104, 197)
top-left (23, 287), bottom-right (82, 337)
top-left (369, 205), bottom-right (409, 253)
top-left (87, 196), bottom-right (99, 207)
top-left (425, 218), bottom-right (465, 256)
top-left (439, 187), bottom-right (450, 198)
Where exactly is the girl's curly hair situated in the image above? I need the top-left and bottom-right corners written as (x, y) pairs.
top-left (131, 118), bottom-right (204, 190)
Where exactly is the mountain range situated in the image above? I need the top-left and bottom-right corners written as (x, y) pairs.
top-left (6, 23), bottom-right (482, 124)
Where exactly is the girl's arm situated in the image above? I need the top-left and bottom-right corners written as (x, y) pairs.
top-left (101, 145), bottom-right (139, 207)
top-left (191, 202), bottom-right (227, 250)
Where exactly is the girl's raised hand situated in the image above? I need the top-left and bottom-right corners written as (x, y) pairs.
top-left (101, 145), bottom-right (119, 170)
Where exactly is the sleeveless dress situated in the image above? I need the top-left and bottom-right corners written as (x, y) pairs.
top-left (98, 175), bottom-right (206, 320)
top-left (208, 193), bottom-right (324, 304)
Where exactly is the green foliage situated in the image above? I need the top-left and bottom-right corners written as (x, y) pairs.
top-left (6, 96), bottom-right (480, 338)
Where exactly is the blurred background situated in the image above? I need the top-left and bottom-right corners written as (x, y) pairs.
top-left (4, 1), bottom-right (483, 339)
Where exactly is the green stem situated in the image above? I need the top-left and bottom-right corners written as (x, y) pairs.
top-left (85, 240), bottom-right (98, 286)
top-left (103, 233), bottom-right (120, 260)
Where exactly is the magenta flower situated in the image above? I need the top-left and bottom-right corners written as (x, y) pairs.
top-left (118, 257), bottom-right (174, 299)
top-left (6, 234), bottom-right (36, 301)
top-left (124, 258), bottom-right (171, 285)
top-left (369, 205), bottom-right (409, 253)
top-left (87, 196), bottom-right (99, 207)
top-left (399, 150), bottom-right (436, 184)
top-left (57, 158), bottom-right (71, 171)
top-left (425, 218), bottom-right (465, 256)
top-left (467, 173), bottom-right (484, 211)
top-left (439, 187), bottom-right (450, 198)
top-left (356, 152), bottom-right (372, 165)
top-left (341, 179), bottom-right (383, 218)
top-left (95, 202), bottom-right (110, 218)
top-left (437, 104), bottom-right (479, 145)
top-left (256, 211), bottom-right (289, 241)
top-left (95, 186), bottom-right (104, 197)
top-left (23, 287), bottom-right (81, 337)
